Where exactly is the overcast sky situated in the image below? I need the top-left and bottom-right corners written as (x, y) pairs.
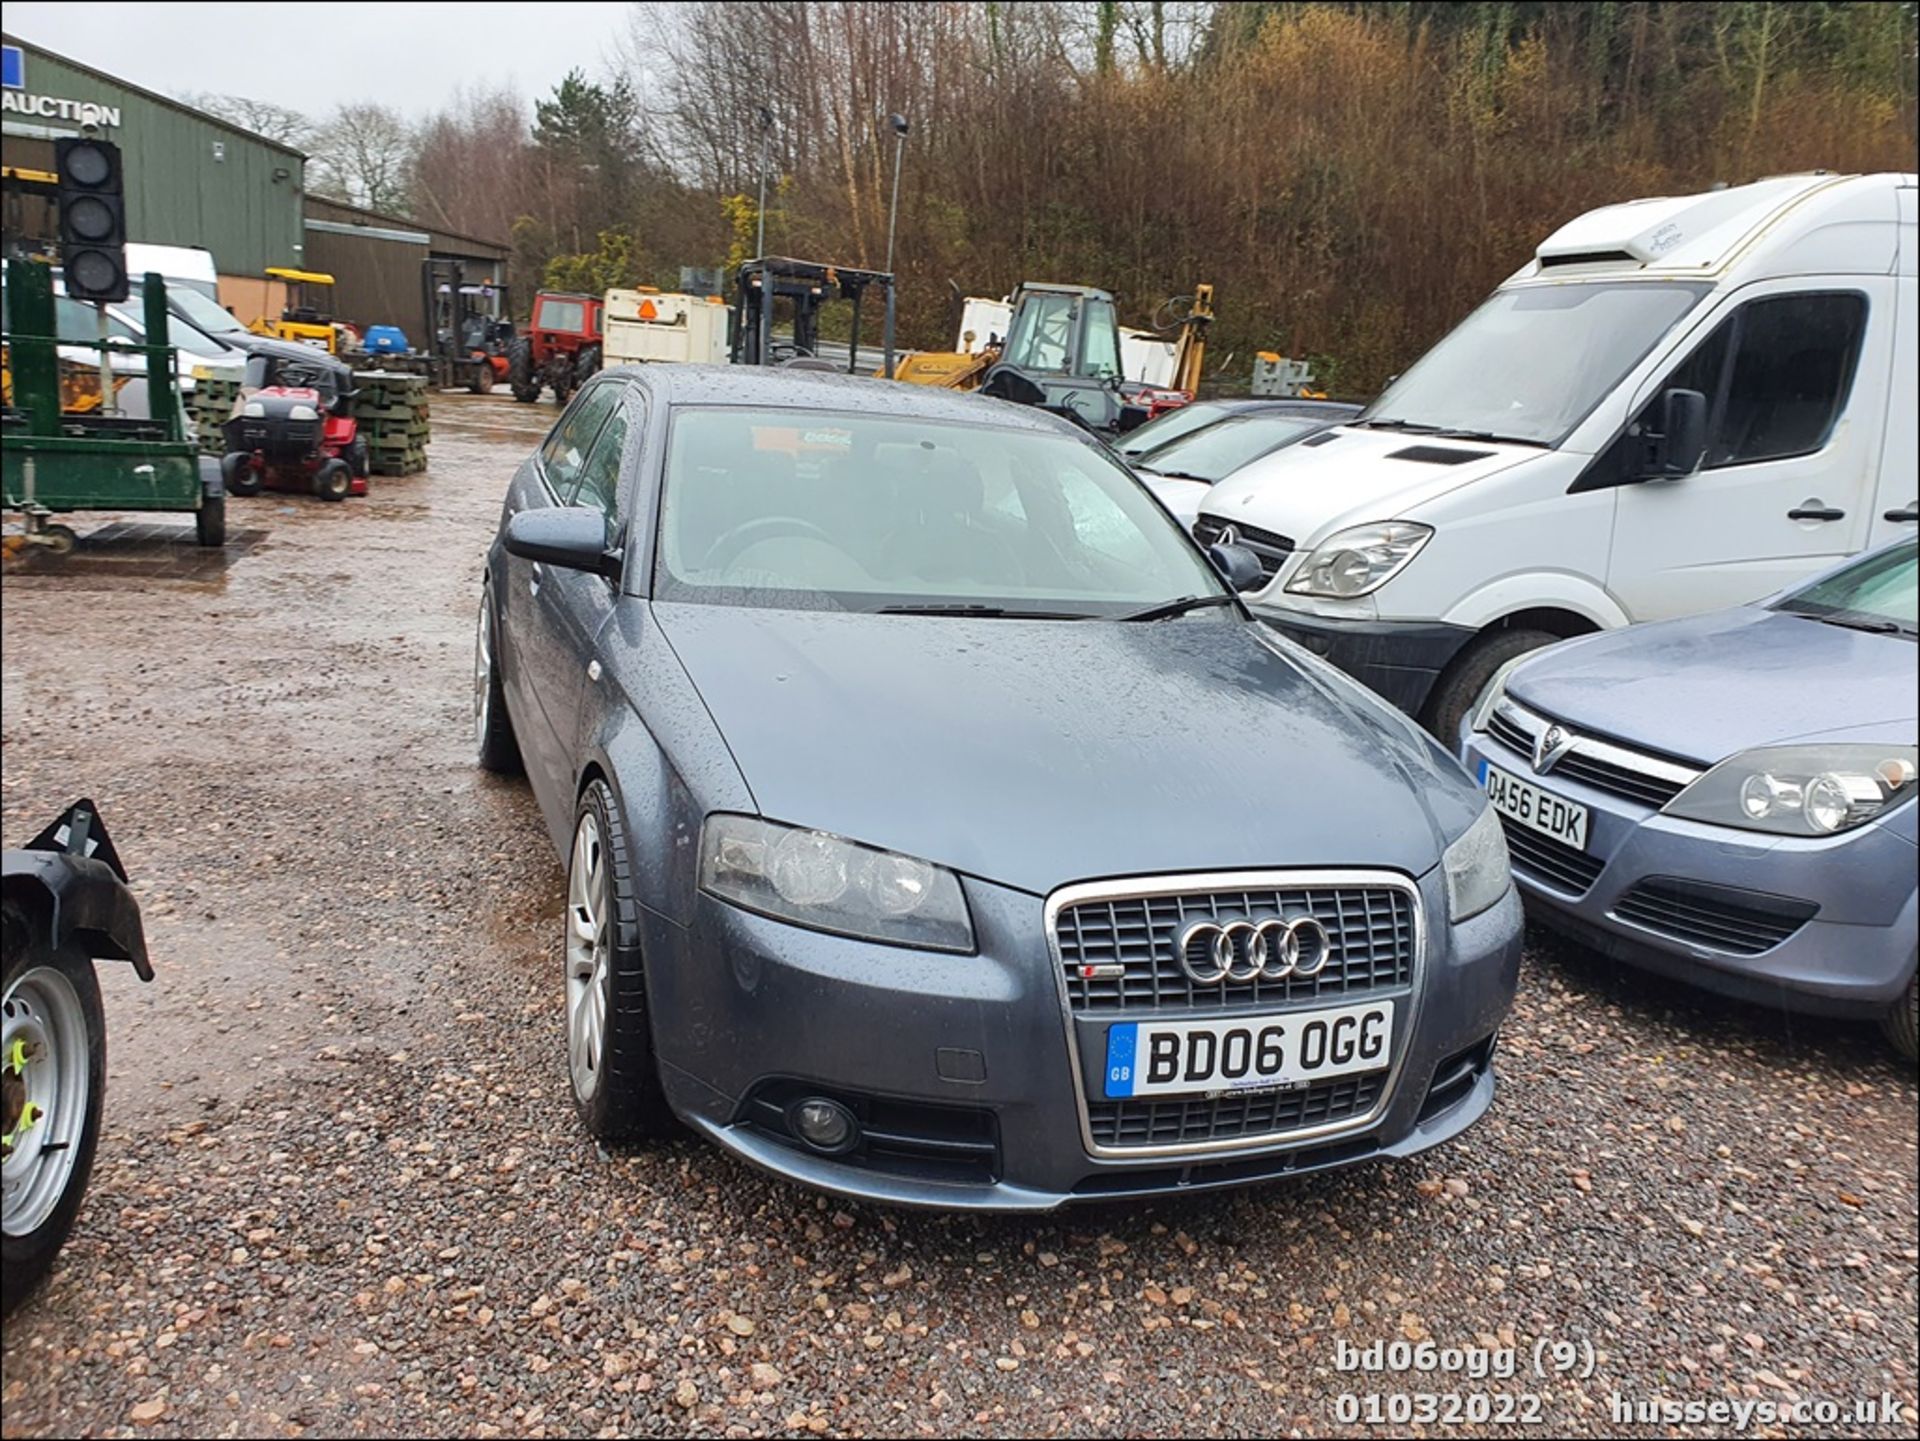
top-left (5, 1), bottom-right (635, 118)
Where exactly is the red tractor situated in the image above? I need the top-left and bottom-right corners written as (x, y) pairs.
top-left (220, 348), bottom-right (368, 502)
top-left (509, 292), bottom-right (604, 406)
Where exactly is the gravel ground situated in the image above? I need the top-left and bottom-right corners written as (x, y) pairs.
top-left (1, 393), bottom-right (1914, 1440)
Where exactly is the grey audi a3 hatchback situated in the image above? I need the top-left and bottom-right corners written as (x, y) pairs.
top-left (474, 365), bottom-right (1523, 1210)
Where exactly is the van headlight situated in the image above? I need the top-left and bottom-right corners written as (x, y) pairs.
top-left (1284, 522), bottom-right (1433, 598)
top-left (1662, 745), bottom-right (1917, 837)
top-left (1443, 805), bottom-right (1511, 921)
top-left (700, 815), bottom-right (975, 952)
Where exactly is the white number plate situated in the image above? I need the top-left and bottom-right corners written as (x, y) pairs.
top-left (1479, 760), bottom-right (1588, 850)
top-left (1102, 999), bottom-right (1394, 1100)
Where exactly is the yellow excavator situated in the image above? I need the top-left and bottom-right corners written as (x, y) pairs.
top-left (895, 282), bottom-right (1212, 398)
top-left (250, 267), bottom-right (339, 352)
top-left (895, 281), bottom-right (1212, 435)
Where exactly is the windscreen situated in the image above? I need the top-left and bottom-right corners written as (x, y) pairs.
top-left (1136, 414), bottom-right (1320, 483)
top-left (1773, 545), bottom-right (1917, 637)
top-left (1364, 282), bottom-right (1710, 445)
top-left (656, 408), bottom-right (1224, 616)
top-left (539, 298), bottom-right (588, 334)
top-left (1115, 401), bottom-right (1241, 457)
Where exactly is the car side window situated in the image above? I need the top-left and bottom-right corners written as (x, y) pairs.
top-left (569, 394), bottom-right (633, 545)
top-left (539, 385), bottom-right (618, 500)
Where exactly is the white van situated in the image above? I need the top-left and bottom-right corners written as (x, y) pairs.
top-left (1196, 171), bottom-right (1918, 739)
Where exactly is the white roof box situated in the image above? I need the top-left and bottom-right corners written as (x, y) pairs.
top-left (1531, 173), bottom-right (1844, 273)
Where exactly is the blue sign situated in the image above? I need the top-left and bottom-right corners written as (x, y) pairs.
top-left (2, 45), bottom-right (24, 90)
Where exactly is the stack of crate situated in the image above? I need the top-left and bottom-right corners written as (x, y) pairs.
top-left (189, 372), bottom-right (243, 456)
top-left (350, 370), bottom-right (431, 476)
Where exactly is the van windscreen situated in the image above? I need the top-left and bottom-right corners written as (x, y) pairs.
top-left (1360, 282), bottom-right (1710, 447)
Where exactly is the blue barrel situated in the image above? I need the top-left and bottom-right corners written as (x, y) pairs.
top-left (363, 324), bottom-right (409, 355)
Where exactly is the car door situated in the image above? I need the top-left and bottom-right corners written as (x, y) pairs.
top-left (526, 382), bottom-right (636, 772)
top-left (1605, 280), bottom-right (1892, 619)
top-left (499, 383), bottom-right (621, 801)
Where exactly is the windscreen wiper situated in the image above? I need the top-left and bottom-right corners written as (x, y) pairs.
top-left (1113, 594), bottom-right (1238, 623)
top-left (1357, 417), bottom-right (1442, 433)
top-left (873, 603), bottom-right (1093, 620)
top-left (1788, 610), bottom-right (1912, 637)
top-left (1431, 428), bottom-right (1548, 448)
top-left (1142, 469), bottom-right (1214, 483)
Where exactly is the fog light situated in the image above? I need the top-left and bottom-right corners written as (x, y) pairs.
top-left (787, 1097), bottom-right (858, 1154)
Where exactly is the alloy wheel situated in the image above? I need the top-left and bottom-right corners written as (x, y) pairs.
top-left (565, 811), bottom-right (612, 1103)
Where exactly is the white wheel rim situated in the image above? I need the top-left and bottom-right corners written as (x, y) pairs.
top-left (566, 812), bottom-right (612, 1102)
top-left (474, 597), bottom-right (493, 751)
top-left (2, 966), bottom-right (90, 1238)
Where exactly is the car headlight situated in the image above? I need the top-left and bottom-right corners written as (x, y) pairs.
top-left (1662, 745), bottom-right (1918, 837)
top-left (699, 815), bottom-right (974, 952)
top-left (1284, 522), bottom-right (1433, 598)
top-left (1443, 804), bottom-right (1511, 922)
top-left (288, 403), bottom-right (320, 421)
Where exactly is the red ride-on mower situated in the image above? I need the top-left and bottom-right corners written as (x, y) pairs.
top-left (219, 348), bottom-right (369, 503)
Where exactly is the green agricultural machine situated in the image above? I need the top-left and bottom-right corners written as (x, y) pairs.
top-left (2, 257), bottom-right (224, 551)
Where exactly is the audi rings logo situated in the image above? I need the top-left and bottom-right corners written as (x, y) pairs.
top-left (1174, 915), bottom-right (1332, 985)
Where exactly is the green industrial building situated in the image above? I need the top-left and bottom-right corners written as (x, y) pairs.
top-left (2, 32), bottom-right (305, 304)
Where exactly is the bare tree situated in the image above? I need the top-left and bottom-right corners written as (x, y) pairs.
top-left (178, 92), bottom-right (314, 149)
top-left (310, 103), bottom-right (415, 214)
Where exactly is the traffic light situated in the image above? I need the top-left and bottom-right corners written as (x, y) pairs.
top-left (55, 135), bottom-right (127, 303)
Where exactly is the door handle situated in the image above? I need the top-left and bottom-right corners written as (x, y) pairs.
top-left (1786, 505), bottom-right (1845, 522)
top-left (529, 561), bottom-right (542, 597)
top-left (1885, 503), bottom-right (1918, 524)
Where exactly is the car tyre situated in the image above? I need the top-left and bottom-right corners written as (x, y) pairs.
top-left (1423, 628), bottom-right (1561, 743)
top-left (1883, 974), bottom-right (1918, 1062)
top-left (566, 780), bottom-right (676, 1143)
top-left (473, 584), bottom-right (522, 775)
top-left (1, 905), bottom-right (107, 1317)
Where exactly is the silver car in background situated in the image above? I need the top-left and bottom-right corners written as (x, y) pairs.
top-left (1462, 541), bottom-right (1919, 1058)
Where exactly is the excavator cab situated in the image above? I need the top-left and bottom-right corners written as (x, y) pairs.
top-left (254, 267), bottom-right (338, 352)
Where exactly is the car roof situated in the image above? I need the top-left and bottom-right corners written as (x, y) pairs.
top-left (614, 363), bottom-right (1075, 435)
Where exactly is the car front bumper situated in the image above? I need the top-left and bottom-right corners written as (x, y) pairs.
top-left (640, 867), bottom-right (1522, 1210)
top-left (1255, 609), bottom-right (1476, 718)
top-left (1461, 726), bottom-right (1918, 1020)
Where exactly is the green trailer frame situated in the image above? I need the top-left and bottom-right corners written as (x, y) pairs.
top-left (2, 258), bottom-right (222, 549)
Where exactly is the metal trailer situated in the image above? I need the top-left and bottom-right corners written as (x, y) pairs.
top-left (728, 257), bottom-right (897, 378)
top-left (2, 257), bottom-right (222, 550)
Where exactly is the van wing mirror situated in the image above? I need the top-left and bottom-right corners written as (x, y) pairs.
top-left (1641, 388), bottom-right (1708, 479)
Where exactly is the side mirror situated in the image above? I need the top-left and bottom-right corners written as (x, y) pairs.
top-left (1642, 388), bottom-right (1708, 478)
top-left (1207, 542), bottom-right (1266, 593)
top-left (504, 506), bottom-right (621, 579)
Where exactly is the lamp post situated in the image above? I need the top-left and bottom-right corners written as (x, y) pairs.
top-left (882, 112), bottom-right (909, 379)
top-left (754, 105), bottom-right (774, 260)
top-left (883, 112), bottom-right (910, 277)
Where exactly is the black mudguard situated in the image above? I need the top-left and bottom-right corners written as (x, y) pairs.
top-left (1, 800), bottom-right (152, 980)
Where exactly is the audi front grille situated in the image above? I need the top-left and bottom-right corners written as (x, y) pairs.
top-left (1087, 1072), bottom-right (1385, 1147)
top-left (1047, 871), bottom-right (1423, 1158)
top-left (1056, 884), bottom-right (1415, 1013)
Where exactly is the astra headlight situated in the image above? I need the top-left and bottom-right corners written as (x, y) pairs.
top-left (699, 815), bottom-right (974, 952)
top-left (1663, 745), bottom-right (1918, 837)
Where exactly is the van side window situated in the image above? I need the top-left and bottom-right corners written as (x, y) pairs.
top-left (1708, 293), bottom-right (1865, 467)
